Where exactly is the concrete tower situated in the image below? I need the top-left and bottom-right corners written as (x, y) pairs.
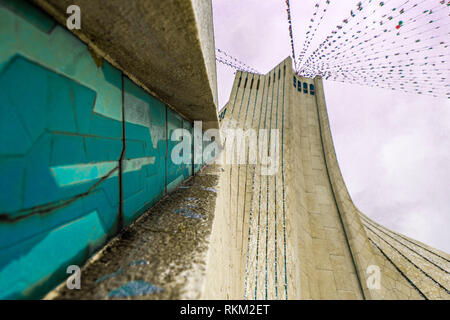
top-left (203, 58), bottom-right (450, 300)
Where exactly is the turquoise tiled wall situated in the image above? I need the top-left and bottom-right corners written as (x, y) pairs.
top-left (122, 78), bottom-right (167, 226)
top-left (166, 108), bottom-right (184, 193)
top-left (0, 0), bottom-right (206, 299)
top-left (183, 120), bottom-right (194, 178)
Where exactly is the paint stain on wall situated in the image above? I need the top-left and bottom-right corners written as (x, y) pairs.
top-left (107, 281), bottom-right (163, 298)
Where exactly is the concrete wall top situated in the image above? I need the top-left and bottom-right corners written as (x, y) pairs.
top-left (32, 0), bottom-right (219, 130)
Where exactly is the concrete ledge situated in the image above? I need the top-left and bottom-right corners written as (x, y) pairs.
top-left (31, 0), bottom-right (219, 130)
top-left (45, 165), bottom-right (222, 300)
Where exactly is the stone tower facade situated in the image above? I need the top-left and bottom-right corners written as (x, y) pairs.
top-left (203, 58), bottom-right (450, 300)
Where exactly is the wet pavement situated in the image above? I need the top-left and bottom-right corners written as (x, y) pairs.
top-left (46, 165), bottom-right (222, 300)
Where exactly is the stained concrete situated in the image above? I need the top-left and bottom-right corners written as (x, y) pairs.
top-left (31, 0), bottom-right (219, 130)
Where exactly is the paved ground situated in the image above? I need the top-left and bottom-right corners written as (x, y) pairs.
top-left (46, 165), bottom-right (222, 300)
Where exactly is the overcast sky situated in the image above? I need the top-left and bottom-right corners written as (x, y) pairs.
top-left (212, 0), bottom-right (450, 253)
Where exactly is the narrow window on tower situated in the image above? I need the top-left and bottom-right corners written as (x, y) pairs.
top-left (257, 78), bottom-right (260, 90)
top-left (278, 69), bottom-right (281, 80)
top-left (269, 76), bottom-right (271, 87)
top-left (293, 76), bottom-right (296, 87)
top-left (250, 78), bottom-right (254, 90)
top-left (310, 84), bottom-right (315, 95)
top-left (273, 73), bottom-right (275, 83)
top-left (238, 75), bottom-right (242, 88)
top-left (284, 64), bottom-right (286, 76)
top-left (244, 77), bottom-right (248, 89)
top-left (303, 82), bottom-right (308, 94)
top-left (298, 80), bottom-right (301, 92)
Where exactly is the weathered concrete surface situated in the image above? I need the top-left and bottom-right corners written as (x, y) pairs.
top-left (360, 211), bottom-right (450, 299)
top-left (31, 0), bottom-right (219, 130)
top-left (45, 165), bottom-right (221, 300)
top-left (202, 57), bottom-right (450, 300)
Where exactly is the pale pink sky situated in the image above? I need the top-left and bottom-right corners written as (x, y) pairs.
top-left (212, 0), bottom-right (450, 253)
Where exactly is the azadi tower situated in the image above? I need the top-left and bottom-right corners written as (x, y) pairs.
top-left (0, 0), bottom-right (448, 300)
top-left (204, 58), bottom-right (450, 300)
